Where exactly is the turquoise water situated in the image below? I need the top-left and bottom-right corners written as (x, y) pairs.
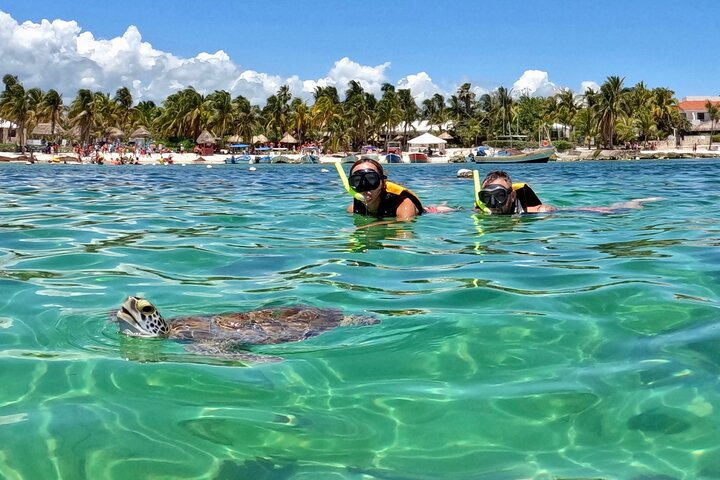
top-left (1, 160), bottom-right (719, 479)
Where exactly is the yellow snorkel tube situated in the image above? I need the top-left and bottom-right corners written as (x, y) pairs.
top-left (473, 170), bottom-right (492, 214)
top-left (335, 162), bottom-right (365, 202)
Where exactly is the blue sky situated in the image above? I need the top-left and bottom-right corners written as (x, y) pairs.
top-left (1, 0), bottom-right (717, 103)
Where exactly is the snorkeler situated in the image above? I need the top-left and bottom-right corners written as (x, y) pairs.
top-left (339, 158), bottom-right (453, 223)
top-left (476, 170), bottom-right (555, 214)
top-left (474, 170), bottom-right (661, 214)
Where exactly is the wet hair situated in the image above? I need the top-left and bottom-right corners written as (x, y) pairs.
top-left (350, 158), bottom-right (385, 177)
top-left (483, 170), bottom-right (512, 186)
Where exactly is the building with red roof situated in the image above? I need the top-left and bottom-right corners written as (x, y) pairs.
top-left (678, 96), bottom-right (720, 132)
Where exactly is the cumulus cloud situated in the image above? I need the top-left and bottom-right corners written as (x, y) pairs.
top-left (580, 80), bottom-right (601, 93)
top-left (397, 72), bottom-right (442, 101)
top-left (0, 10), bottom-right (573, 107)
top-left (511, 70), bottom-right (562, 98)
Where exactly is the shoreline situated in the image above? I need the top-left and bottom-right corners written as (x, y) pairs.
top-left (1, 147), bottom-right (719, 165)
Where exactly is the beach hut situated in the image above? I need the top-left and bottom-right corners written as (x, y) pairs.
top-left (196, 129), bottom-right (217, 156)
top-left (32, 122), bottom-right (66, 138)
top-left (129, 126), bottom-right (152, 146)
top-left (106, 127), bottom-right (125, 139)
top-left (279, 133), bottom-right (298, 146)
top-left (252, 134), bottom-right (268, 144)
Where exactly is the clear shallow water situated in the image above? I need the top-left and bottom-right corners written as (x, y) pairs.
top-left (1, 160), bottom-right (719, 479)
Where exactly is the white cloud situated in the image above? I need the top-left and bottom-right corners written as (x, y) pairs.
top-left (511, 70), bottom-right (562, 98)
top-left (580, 80), bottom-right (601, 93)
top-left (397, 72), bottom-right (442, 101)
top-left (0, 11), bottom-right (575, 107)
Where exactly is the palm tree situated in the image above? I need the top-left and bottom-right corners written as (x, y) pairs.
top-left (290, 98), bottom-right (312, 145)
top-left (596, 76), bottom-right (628, 149)
top-left (206, 90), bottom-right (233, 140)
top-left (231, 95), bottom-right (260, 144)
top-left (68, 89), bottom-right (96, 145)
top-left (706, 100), bottom-right (720, 149)
top-left (397, 89), bottom-right (417, 144)
top-left (456, 82), bottom-right (475, 119)
top-left (343, 80), bottom-right (372, 148)
top-left (554, 89), bottom-right (578, 139)
top-left (113, 87), bottom-right (133, 131)
top-left (38, 89), bottom-right (64, 140)
top-left (132, 100), bottom-right (158, 131)
top-left (0, 76), bottom-right (32, 146)
top-left (575, 87), bottom-right (599, 149)
top-left (375, 83), bottom-right (401, 146)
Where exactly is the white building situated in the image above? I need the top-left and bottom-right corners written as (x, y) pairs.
top-left (678, 96), bottom-right (720, 133)
top-left (0, 119), bottom-right (18, 144)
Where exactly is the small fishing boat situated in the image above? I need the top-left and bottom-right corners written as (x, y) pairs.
top-left (359, 145), bottom-right (380, 162)
top-left (253, 146), bottom-right (273, 163)
top-left (408, 151), bottom-right (428, 163)
top-left (469, 146), bottom-right (555, 164)
top-left (384, 142), bottom-right (403, 163)
top-left (299, 146), bottom-right (320, 164)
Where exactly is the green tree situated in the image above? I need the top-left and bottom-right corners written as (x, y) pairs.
top-left (706, 100), bottom-right (720, 149)
top-left (596, 76), bottom-right (628, 149)
top-left (0, 75), bottom-right (32, 146)
top-left (38, 89), bottom-right (64, 140)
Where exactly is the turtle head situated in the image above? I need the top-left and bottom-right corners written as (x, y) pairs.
top-left (116, 296), bottom-right (170, 338)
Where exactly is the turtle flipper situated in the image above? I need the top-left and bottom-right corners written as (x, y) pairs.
top-left (184, 341), bottom-right (282, 363)
top-left (340, 315), bottom-right (380, 327)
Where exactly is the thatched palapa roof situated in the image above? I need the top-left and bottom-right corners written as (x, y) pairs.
top-left (252, 134), bottom-right (268, 144)
top-left (130, 126), bottom-right (151, 138)
top-left (32, 123), bottom-right (66, 136)
top-left (227, 134), bottom-right (242, 143)
top-left (438, 131), bottom-right (454, 140)
top-left (280, 133), bottom-right (297, 144)
top-left (106, 127), bottom-right (125, 138)
top-left (196, 129), bottom-right (216, 144)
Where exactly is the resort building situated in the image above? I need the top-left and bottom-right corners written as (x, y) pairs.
top-left (678, 96), bottom-right (720, 133)
top-left (0, 119), bottom-right (18, 143)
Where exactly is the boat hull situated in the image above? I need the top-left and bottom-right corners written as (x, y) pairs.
top-left (472, 148), bottom-right (555, 164)
top-left (385, 153), bottom-right (402, 163)
top-left (409, 153), bottom-right (428, 163)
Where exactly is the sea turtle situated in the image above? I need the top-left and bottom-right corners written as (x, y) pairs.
top-left (114, 296), bottom-right (378, 361)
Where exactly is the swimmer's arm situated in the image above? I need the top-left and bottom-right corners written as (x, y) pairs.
top-left (346, 203), bottom-right (354, 214)
top-left (526, 204), bottom-right (557, 213)
top-left (395, 198), bottom-right (420, 222)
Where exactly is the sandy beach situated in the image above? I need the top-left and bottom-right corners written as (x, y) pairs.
top-left (2, 144), bottom-right (720, 166)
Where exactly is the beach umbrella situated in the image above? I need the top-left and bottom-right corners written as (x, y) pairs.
top-left (407, 132), bottom-right (447, 145)
top-left (130, 126), bottom-right (152, 138)
top-left (252, 134), bottom-right (268, 144)
top-left (280, 133), bottom-right (298, 144)
top-left (226, 134), bottom-right (241, 143)
top-left (439, 131), bottom-right (454, 140)
top-left (196, 129), bottom-right (216, 144)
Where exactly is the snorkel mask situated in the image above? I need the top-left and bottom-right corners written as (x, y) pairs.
top-left (349, 169), bottom-right (385, 192)
top-left (480, 184), bottom-right (512, 209)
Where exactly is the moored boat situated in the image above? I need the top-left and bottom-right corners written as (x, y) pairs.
top-left (408, 152), bottom-right (428, 163)
top-left (385, 153), bottom-right (402, 163)
top-left (469, 147), bottom-right (556, 164)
